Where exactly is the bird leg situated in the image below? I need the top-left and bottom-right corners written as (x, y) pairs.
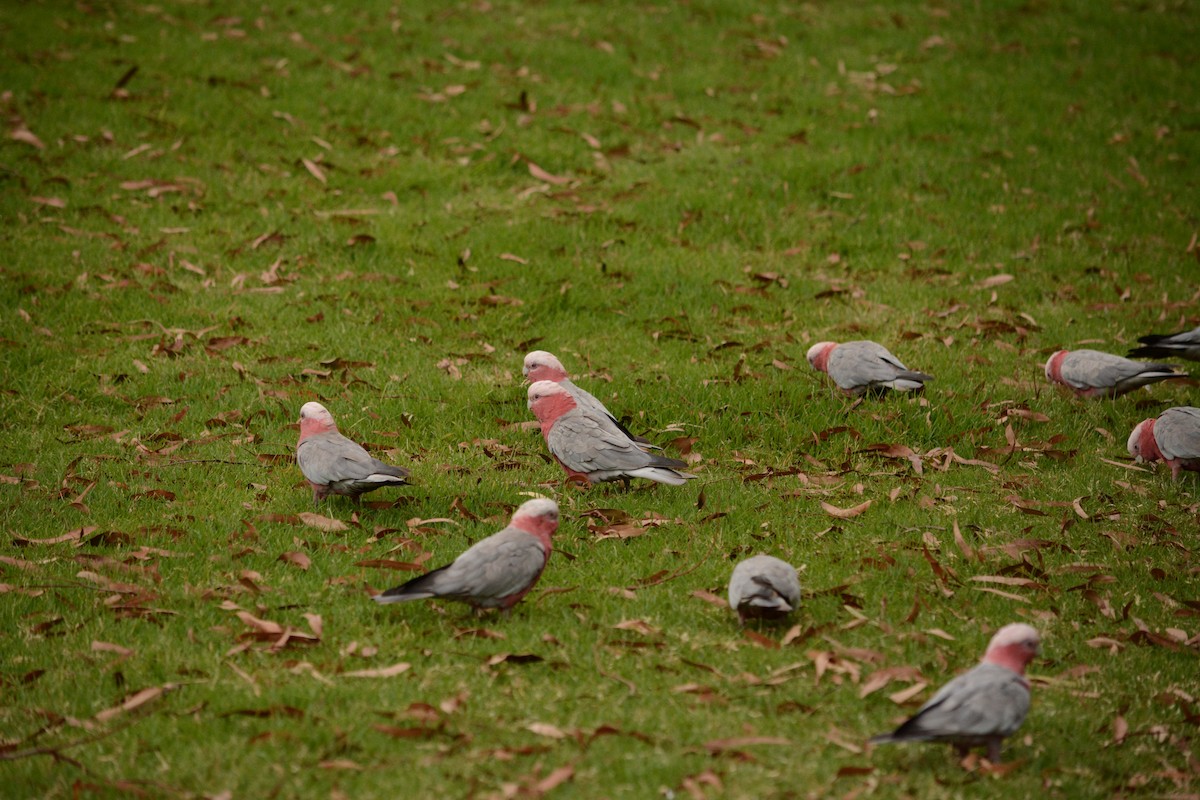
top-left (985, 738), bottom-right (1002, 764)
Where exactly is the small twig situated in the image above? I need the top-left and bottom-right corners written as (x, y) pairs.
top-left (0, 718), bottom-right (139, 764)
top-left (593, 641), bottom-right (637, 695)
top-left (158, 459), bottom-right (254, 467)
top-left (629, 536), bottom-right (715, 589)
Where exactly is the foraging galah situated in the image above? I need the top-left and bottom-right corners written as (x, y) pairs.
top-left (727, 554), bottom-right (801, 625)
top-left (527, 380), bottom-right (695, 486)
top-left (373, 498), bottom-right (558, 614)
top-left (869, 623), bottom-right (1041, 764)
top-left (1127, 325), bottom-right (1200, 362)
top-left (1128, 406), bottom-right (1200, 479)
top-left (806, 340), bottom-right (933, 396)
top-left (295, 401), bottom-right (410, 505)
top-left (1044, 349), bottom-right (1186, 398)
top-left (522, 350), bottom-right (658, 449)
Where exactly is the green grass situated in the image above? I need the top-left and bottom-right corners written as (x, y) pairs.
top-left (2, 0), bottom-right (1198, 797)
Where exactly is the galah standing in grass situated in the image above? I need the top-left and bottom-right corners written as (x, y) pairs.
top-left (372, 498), bottom-right (558, 614)
top-left (1127, 325), bottom-right (1200, 362)
top-left (1044, 349), bottom-right (1187, 398)
top-left (805, 340), bottom-right (933, 397)
top-left (869, 623), bottom-right (1041, 764)
top-left (1127, 406), bottom-right (1200, 479)
top-left (522, 350), bottom-right (659, 449)
top-left (527, 380), bottom-right (695, 487)
top-left (295, 402), bottom-right (410, 505)
top-left (727, 554), bottom-right (802, 625)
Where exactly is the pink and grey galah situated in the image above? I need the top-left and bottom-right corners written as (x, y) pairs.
top-left (523, 350), bottom-right (659, 449)
top-left (1127, 406), bottom-right (1200, 479)
top-left (527, 380), bottom-right (695, 487)
top-left (806, 340), bottom-right (933, 397)
top-left (727, 554), bottom-right (801, 625)
top-left (1044, 349), bottom-right (1187, 398)
top-left (295, 402), bottom-right (410, 505)
top-left (869, 622), bottom-right (1041, 764)
top-left (1127, 325), bottom-right (1200, 362)
top-left (372, 497), bottom-right (558, 614)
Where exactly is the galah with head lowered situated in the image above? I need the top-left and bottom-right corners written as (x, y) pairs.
top-left (727, 554), bottom-right (801, 625)
top-left (869, 623), bottom-right (1041, 764)
top-left (295, 402), bottom-right (410, 505)
top-left (527, 380), bottom-right (695, 487)
top-left (522, 350), bottom-right (659, 449)
top-left (1127, 325), bottom-right (1200, 362)
top-left (1128, 406), bottom-right (1200, 480)
top-left (1044, 349), bottom-right (1187, 398)
top-left (806, 340), bottom-right (933, 397)
top-left (373, 498), bottom-right (558, 614)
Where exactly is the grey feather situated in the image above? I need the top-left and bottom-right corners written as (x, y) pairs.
top-left (728, 555), bottom-right (801, 622)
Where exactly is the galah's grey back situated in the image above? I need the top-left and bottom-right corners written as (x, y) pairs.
top-left (296, 402), bottom-right (410, 504)
top-left (373, 497), bottom-right (558, 612)
top-left (871, 662), bottom-right (1030, 745)
top-left (548, 407), bottom-right (693, 485)
top-left (523, 350), bottom-right (659, 449)
top-left (1153, 406), bottom-right (1200, 466)
top-left (1127, 325), bottom-right (1200, 362)
top-left (728, 554), bottom-right (801, 624)
top-left (1046, 349), bottom-right (1185, 397)
top-left (869, 622), bottom-right (1040, 763)
top-left (812, 340), bottom-right (933, 396)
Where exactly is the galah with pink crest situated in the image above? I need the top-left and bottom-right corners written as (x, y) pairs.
top-left (295, 402), bottom-right (410, 505)
top-left (1127, 325), bottom-right (1200, 362)
top-left (527, 380), bottom-right (695, 487)
top-left (1127, 406), bottom-right (1200, 479)
top-left (870, 623), bottom-right (1041, 764)
top-left (1044, 349), bottom-right (1187, 398)
top-left (372, 498), bottom-right (558, 615)
top-left (806, 340), bottom-right (933, 397)
top-left (522, 350), bottom-right (659, 449)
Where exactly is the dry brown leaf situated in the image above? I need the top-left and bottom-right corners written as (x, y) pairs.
top-left (690, 589), bottom-right (728, 608)
top-left (613, 619), bottom-right (661, 636)
top-left (704, 736), bottom-right (791, 753)
top-left (94, 684), bottom-right (172, 723)
top-left (342, 662), bottom-right (411, 679)
top-left (301, 157), bottom-right (327, 184)
top-left (975, 273), bottom-right (1014, 289)
top-left (889, 681), bottom-right (928, 704)
top-left (298, 512), bottom-right (348, 532)
top-left (821, 500), bottom-right (872, 519)
top-left (533, 765), bottom-right (575, 793)
top-left (278, 551), bottom-right (311, 570)
top-left (527, 722), bottom-right (567, 739)
top-left (526, 160), bottom-right (571, 185)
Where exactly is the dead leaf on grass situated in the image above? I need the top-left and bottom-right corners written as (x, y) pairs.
top-left (821, 500), bottom-right (872, 519)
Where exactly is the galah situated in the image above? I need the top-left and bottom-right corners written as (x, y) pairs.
top-left (727, 554), bottom-right (801, 625)
top-left (373, 498), bottom-right (558, 614)
top-left (527, 380), bottom-right (695, 487)
top-left (522, 350), bottom-right (658, 449)
top-left (806, 340), bottom-right (933, 396)
top-left (1044, 349), bottom-right (1186, 398)
top-left (296, 402), bottom-right (410, 505)
top-left (1128, 406), bottom-right (1200, 479)
top-left (869, 623), bottom-right (1041, 764)
top-left (1127, 325), bottom-right (1200, 362)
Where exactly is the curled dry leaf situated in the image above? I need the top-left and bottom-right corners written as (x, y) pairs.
top-left (278, 551), bottom-right (311, 570)
top-left (342, 662), bottom-right (412, 679)
top-left (526, 160), bottom-right (571, 185)
top-left (527, 722), bottom-right (567, 739)
top-left (298, 512), bottom-right (348, 532)
top-left (821, 500), bottom-right (872, 519)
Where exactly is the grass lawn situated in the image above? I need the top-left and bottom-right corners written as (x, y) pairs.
top-left (1, 0), bottom-right (1198, 797)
